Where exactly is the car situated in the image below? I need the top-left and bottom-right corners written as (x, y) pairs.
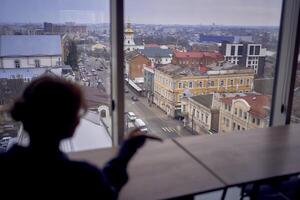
top-left (131, 96), bottom-right (138, 101)
top-left (134, 118), bottom-right (148, 133)
top-left (127, 112), bottom-right (136, 121)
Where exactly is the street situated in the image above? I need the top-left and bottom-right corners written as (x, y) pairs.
top-left (125, 86), bottom-right (194, 139)
top-left (77, 54), bottom-right (194, 139)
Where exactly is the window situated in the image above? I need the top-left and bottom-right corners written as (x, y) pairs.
top-left (237, 125), bottom-right (241, 130)
top-left (255, 46), bottom-right (260, 55)
top-left (235, 108), bottom-right (238, 115)
top-left (34, 59), bottom-right (40, 68)
top-left (220, 80), bottom-right (224, 86)
top-left (230, 80), bottom-right (233, 85)
top-left (249, 46), bottom-right (254, 55)
top-left (211, 81), bottom-right (214, 86)
top-left (179, 82), bottom-right (182, 88)
top-left (199, 81), bottom-right (202, 87)
top-left (14, 60), bottom-right (20, 68)
top-left (228, 105), bottom-right (231, 111)
top-left (257, 118), bottom-right (261, 126)
top-left (231, 46), bottom-right (235, 56)
top-left (233, 122), bottom-right (236, 130)
top-left (244, 112), bottom-right (247, 120)
top-left (225, 104), bottom-right (228, 110)
top-left (239, 109), bottom-right (242, 117)
top-left (238, 46), bottom-right (243, 55)
top-left (189, 82), bottom-right (193, 88)
top-left (240, 79), bottom-right (243, 84)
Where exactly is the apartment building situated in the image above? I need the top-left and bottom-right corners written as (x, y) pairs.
top-left (187, 94), bottom-right (220, 134)
top-left (220, 42), bottom-right (266, 76)
top-left (153, 64), bottom-right (255, 117)
top-left (219, 94), bottom-right (270, 133)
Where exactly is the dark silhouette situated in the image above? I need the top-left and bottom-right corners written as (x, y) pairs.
top-left (0, 76), bottom-right (161, 199)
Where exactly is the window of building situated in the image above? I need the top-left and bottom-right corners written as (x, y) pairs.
top-left (238, 46), bottom-right (243, 55)
top-left (34, 59), bottom-right (40, 68)
top-left (225, 104), bottom-right (228, 110)
top-left (233, 122), bottom-right (236, 130)
top-left (14, 60), bottom-right (20, 68)
top-left (199, 81), bottom-right (202, 87)
top-left (244, 112), bottom-right (247, 120)
top-left (239, 109), bottom-right (242, 117)
top-left (252, 117), bottom-right (256, 123)
top-left (255, 45), bottom-right (260, 55)
top-left (257, 118), bottom-right (261, 126)
top-left (231, 46), bottom-right (235, 56)
top-left (179, 82), bottom-right (182, 88)
top-left (189, 82), bottom-right (193, 88)
top-left (230, 80), bottom-right (233, 85)
top-left (249, 46), bottom-right (254, 55)
top-left (228, 105), bottom-right (231, 111)
top-left (235, 108), bottom-right (238, 115)
top-left (220, 80), bottom-right (224, 86)
top-left (237, 125), bottom-right (241, 130)
top-left (240, 79), bottom-right (243, 84)
top-left (211, 81), bottom-right (214, 86)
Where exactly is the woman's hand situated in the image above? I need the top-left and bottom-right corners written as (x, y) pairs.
top-left (118, 128), bottom-right (163, 164)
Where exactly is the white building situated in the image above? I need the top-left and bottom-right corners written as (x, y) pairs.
top-left (0, 35), bottom-right (62, 69)
top-left (124, 22), bottom-right (144, 52)
top-left (221, 42), bottom-right (266, 76)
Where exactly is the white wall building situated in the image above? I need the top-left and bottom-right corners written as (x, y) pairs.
top-left (0, 35), bottom-right (62, 69)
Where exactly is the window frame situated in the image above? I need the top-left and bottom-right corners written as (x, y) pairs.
top-left (111, 0), bottom-right (300, 146)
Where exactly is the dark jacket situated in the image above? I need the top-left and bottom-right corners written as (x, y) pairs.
top-left (0, 145), bottom-right (128, 199)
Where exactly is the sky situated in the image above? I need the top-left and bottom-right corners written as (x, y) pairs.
top-left (0, 0), bottom-right (282, 26)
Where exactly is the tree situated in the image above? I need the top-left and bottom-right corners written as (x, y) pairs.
top-left (65, 40), bottom-right (78, 71)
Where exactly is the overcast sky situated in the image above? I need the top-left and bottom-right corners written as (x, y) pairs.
top-left (0, 0), bottom-right (282, 26)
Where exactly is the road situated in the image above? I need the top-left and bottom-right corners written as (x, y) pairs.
top-left (125, 86), bottom-right (194, 139)
top-left (77, 54), bottom-right (194, 139)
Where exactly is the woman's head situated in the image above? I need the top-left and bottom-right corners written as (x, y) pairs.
top-left (10, 76), bottom-right (87, 142)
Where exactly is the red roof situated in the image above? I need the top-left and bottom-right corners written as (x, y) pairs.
top-left (174, 51), bottom-right (223, 59)
top-left (221, 95), bottom-right (270, 118)
top-left (199, 65), bottom-right (209, 73)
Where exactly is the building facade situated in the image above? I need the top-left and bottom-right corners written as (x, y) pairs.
top-left (187, 94), bottom-right (220, 135)
top-left (172, 51), bottom-right (223, 67)
top-left (220, 42), bottom-right (266, 76)
top-left (219, 94), bottom-right (270, 133)
top-left (0, 35), bottom-right (62, 69)
top-left (153, 64), bottom-right (255, 117)
top-left (139, 47), bottom-right (173, 65)
top-left (125, 51), bottom-right (151, 82)
top-left (144, 66), bottom-right (155, 103)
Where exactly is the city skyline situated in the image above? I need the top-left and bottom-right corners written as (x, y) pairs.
top-left (0, 0), bottom-right (282, 26)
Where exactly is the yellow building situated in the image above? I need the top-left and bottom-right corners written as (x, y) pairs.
top-left (219, 94), bottom-right (270, 133)
top-left (153, 64), bottom-right (255, 117)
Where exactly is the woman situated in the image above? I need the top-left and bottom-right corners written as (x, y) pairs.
top-left (0, 76), bottom-right (161, 199)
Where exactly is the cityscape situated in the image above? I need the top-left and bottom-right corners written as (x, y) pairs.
top-left (1, 0), bottom-right (300, 153)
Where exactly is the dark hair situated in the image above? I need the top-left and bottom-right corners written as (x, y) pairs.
top-left (10, 75), bottom-right (87, 141)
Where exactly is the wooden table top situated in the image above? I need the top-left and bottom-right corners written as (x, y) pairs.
top-left (175, 124), bottom-right (300, 186)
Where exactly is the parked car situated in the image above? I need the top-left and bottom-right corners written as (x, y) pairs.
top-left (127, 112), bottom-right (136, 121)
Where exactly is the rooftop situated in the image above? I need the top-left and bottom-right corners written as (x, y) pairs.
top-left (156, 64), bottom-right (254, 79)
top-left (0, 35), bottom-right (62, 57)
top-left (139, 47), bottom-right (172, 58)
top-left (220, 94), bottom-right (271, 118)
top-left (190, 94), bottom-right (214, 108)
top-left (174, 51), bottom-right (223, 60)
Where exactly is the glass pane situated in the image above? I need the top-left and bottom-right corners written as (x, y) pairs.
top-left (0, 0), bottom-right (111, 153)
top-left (291, 45), bottom-right (300, 123)
top-left (124, 0), bottom-right (282, 137)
